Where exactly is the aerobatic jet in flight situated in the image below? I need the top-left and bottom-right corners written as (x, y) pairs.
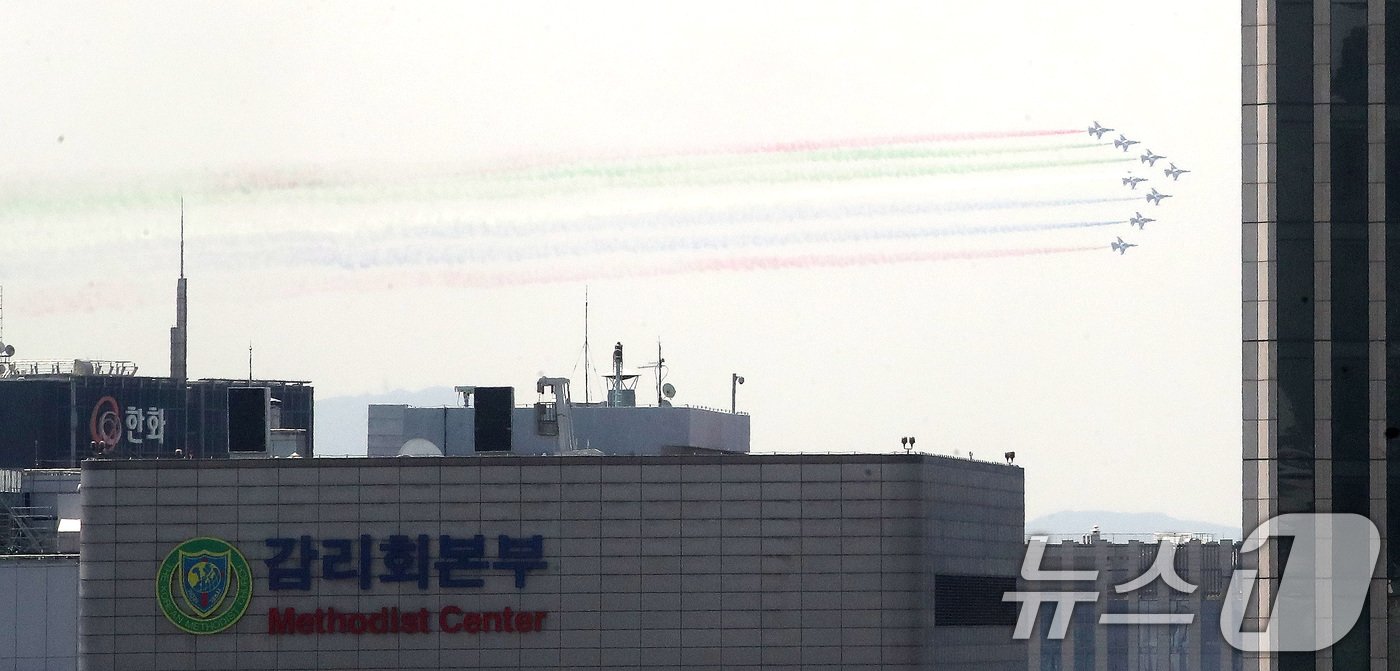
top-left (1111, 237), bottom-right (1138, 255)
top-left (1088, 121), bottom-right (1114, 139)
top-left (1145, 188), bottom-right (1172, 206)
top-left (1122, 176), bottom-right (1148, 189)
top-left (1164, 163), bottom-right (1191, 180)
top-left (1129, 212), bottom-right (1156, 229)
top-left (1140, 150), bottom-right (1165, 167)
top-left (1114, 134), bottom-right (1140, 152)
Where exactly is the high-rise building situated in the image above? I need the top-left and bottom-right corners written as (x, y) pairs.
top-left (1243, 1), bottom-right (1393, 668)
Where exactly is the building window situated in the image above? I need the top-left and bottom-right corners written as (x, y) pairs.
top-left (933, 574), bottom-right (1018, 626)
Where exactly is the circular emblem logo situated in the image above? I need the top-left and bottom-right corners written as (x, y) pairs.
top-left (89, 396), bottom-right (122, 448)
top-left (156, 537), bottom-right (253, 634)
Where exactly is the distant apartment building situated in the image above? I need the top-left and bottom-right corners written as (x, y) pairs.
top-left (1026, 531), bottom-right (1243, 671)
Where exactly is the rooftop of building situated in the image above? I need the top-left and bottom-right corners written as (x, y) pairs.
top-left (80, 450), bottom-right (1024, 472)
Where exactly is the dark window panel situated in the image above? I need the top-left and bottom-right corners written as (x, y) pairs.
top-left (1328, 594), bottom-right (1369, 668)
top-left (933, 574), bottom-right (1018, 627)
top-left (1277, 458), bottom-right (1317, 514)
top-left (1387, 427), bottom-right (1400, 577)
top-left (1277, 341), bottom-right (1315, 462)
top-left (1332, 462), bottom-right (1369, 516)
top-left (1276, 237), bottom-right (1315, 342)
top-left (1330, 2), bottom-right (1368, 105)
top-left (1276, 107), bottom-right (1314, 224)
top-left (1330, 106), bottom-right (1368, 224)
top-left (1330, 241), bottom-right (1369, 343)
top-left (1276, 3), bottom-right (1314, 104)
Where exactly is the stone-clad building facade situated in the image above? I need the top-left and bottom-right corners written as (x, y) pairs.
top-left (78, 454), bottom-right (1025, 670)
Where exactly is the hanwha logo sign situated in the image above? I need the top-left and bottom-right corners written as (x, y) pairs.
top-left (156, 537), bottom-right (254, 634)
top-left (89, 396), bottom-right (122, 449)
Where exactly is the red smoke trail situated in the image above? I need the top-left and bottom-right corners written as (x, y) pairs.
top-left (650, 244), bottom-right (1104, 273)
top-left (18, 245), bottom-right (1102, 316)
top-left (751, 129), bottom-right (1083, 155)
top-left (377, 243), bottom-right (1106, 292)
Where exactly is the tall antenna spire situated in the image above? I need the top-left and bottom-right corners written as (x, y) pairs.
top-left (170, 198), bottom-right (189, 382)
top-left (583, 286), bottom-right (591, 404)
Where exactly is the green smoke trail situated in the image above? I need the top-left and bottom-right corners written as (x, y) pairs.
top-left (507, 141), bottom-right (1103, 183)
top-left (505, 155), bottom-right (1136, 194)
top-left (0, 142), bottom-right (1128, 218)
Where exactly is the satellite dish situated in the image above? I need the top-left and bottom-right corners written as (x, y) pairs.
top-left (661, 383), bottom-right (676, 399)
top-left (398, 438), bottom-right (443, 457)
top-left (0, 344), bottom-right (11, 357)
top-left (659, 399), bottom-right (672, 407)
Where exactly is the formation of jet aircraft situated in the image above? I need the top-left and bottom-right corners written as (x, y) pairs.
top-left (1088, 121), bottom-right (1191, 255)
top-left (1088, 121), bottom-right (1114, 139)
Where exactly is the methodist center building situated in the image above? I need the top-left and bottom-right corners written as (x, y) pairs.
top-left (78, 453), bottom-right (1025, 670)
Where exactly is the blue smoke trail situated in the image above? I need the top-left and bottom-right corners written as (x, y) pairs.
top-left (299, 219), bottom-right (1128, 269)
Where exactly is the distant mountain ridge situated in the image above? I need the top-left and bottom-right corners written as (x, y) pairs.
top-left (1027, 510), bottom-right (1241, 541)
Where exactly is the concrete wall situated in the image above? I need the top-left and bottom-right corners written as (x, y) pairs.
top-left (0, 555), bottom-right (79, 671)
top-left (922, 460), bottom-right (1025, 668)
top-left (80, 454), bottom-right (1022, 671)
top-left (368, 405), bottom-right (750, 457)
top-left (24, 469), bottom-right (82, 521)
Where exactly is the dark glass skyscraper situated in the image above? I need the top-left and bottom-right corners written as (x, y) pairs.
top-left (1244, 1), bottom-right (1393, 668)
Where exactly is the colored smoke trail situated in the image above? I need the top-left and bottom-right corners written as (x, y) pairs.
top-left (481, 155), bottom-right (1135, 194)
top-left (478, 128), bottom-right (1088, 174)
top-left (0, 130), bottom-right (1105, 216)
top-left (655, 128), bottom-right (1086, 159)
top-left (363, 195), bottom-right (1146, 241)
top-left (666, 244), bottom-right (1106, 273)
top-left (285, 242), bottom-right (1110, 297)
top-left (10, 194), bottom-right (1146, 269)
top-left (15, 239), bottom-right (1110, 317)
top-left (753, 128), bottom-right (1083, 154)
top-left (506, 141), bottom-right (1103, 184)
top-left (403, 243), bottom-right (1110, 290)
top-left (297, 219), bottom-right (1129, 270)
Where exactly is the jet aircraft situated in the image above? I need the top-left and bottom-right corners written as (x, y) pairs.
top-left (1114, 134), bottom-right (1140, 152)
top-left (1088, 121), bottom-right (1114, 139)
top-left (1164, 163), bottom-right (1191, 180)
top-left (1145, 188), bottom-right (1172, 206)
top-left (1122, 176), bottom-right (1148, 189)
top-left (1140, 150), bottom-right (1165, 167)
top-left (1111, 237), bottom-right (1138, 255)
top-left (1129, 212), bottom-right (1156, 229)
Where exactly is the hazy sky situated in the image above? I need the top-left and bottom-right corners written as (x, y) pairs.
top-left (0, 2), bottom-right (1241, 527)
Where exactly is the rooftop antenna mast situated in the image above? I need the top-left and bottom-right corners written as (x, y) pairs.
top-left (248, 342), bottom-right (253, 383)
top-left (641, 339), bottom-right (666, 406)
top-left (170, 198), bottom-right (189, 383)
top-left (581, 287), bottom-right (593, 403)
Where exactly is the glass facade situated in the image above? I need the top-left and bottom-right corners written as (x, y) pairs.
top-left (1246, 1), bottom-right (1389, 668)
